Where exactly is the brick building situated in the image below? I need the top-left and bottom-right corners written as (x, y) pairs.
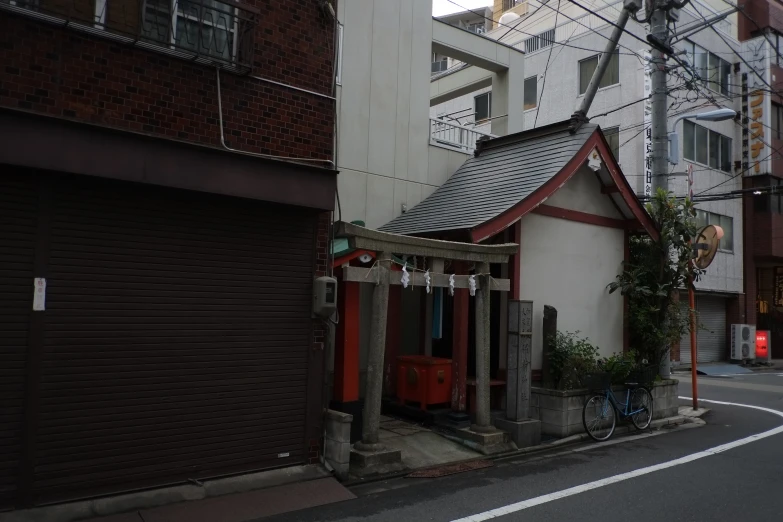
top-left (734, 0), bottom-right (783, 359)
top-left (0, 0), bottom-right (337, 510)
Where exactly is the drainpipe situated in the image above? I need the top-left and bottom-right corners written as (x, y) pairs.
top-left (569, 8), bottom-right (631, 132)
top-left (215, 68), bottom-right (335, 167)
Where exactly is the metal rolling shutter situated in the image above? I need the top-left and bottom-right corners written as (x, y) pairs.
top-left (680, 295), bottom-right (726, 364)
top-left (696, 296), bottom-right (726, 362)
top-left (34, 176), bottom-right (316, 504)
top-left (0, 173), bottom-right (37, 509)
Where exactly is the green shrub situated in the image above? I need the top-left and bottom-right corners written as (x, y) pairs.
top-left (547, 331), bottom-right (599, 390)
top-left (598, 350), bottom-right (638, 385)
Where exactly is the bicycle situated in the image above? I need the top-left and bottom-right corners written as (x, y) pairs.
top-left (581, 365), bottom-right (655, 442)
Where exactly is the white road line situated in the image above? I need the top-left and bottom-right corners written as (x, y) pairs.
top-left (450, 398), bottom-right (783, 522)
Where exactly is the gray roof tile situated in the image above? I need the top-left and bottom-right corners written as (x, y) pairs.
top-left (380, 122), bottom-right (597, 236)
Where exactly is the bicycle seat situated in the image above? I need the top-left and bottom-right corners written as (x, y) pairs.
top-left (624, 381), bottom-right (643, 388)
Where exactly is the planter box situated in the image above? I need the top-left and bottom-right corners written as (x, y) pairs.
top-left (530, 379), bottom-right (679, 438)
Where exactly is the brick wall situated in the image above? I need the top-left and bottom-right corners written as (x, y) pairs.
top-left (0, 0), bottom-right (335, 161)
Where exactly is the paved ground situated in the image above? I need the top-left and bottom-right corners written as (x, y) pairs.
top-left (260, 373), bottom-right (783, 522)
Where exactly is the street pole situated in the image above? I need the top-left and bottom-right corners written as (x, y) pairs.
top-left (650, 3), bottom-right (669, 196)
top-left (688, 266), bottom-right (698, 410)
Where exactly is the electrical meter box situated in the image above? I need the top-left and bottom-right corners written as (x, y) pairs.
top-left (313, 276), bottom-right (337, 318)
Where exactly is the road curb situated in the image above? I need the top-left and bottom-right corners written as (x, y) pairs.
top-left (343, 413), bottom-right (700, 487)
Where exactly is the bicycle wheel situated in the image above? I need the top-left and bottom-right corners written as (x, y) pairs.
top-left (582, 394), bottom-right (616, 442)
top-left (630, 387), bottom-right (653, 430)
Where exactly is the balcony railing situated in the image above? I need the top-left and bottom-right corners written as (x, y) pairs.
top-left (0, 0), bottom-right (258, 73)
top-left (430, 118), bottom-right (497, 154)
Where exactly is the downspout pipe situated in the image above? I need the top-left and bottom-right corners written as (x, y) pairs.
top-left (216, 68), bottom-right (335, 167)
top-left (569, 8), bottom-right (631, 133)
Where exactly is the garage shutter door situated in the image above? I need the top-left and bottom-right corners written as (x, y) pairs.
top-left (680, 295), bottom-right (726, 364)
top-left (0, 174), bottom-right (37, 509)
top-left (33, 176), bottom-right (317, 504)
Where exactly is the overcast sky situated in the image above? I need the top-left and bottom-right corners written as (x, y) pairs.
top-left (432, 0), bottom-right (493, 17)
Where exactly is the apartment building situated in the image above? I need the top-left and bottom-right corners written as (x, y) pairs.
top-left (431, 0), bottom-right (745, 364)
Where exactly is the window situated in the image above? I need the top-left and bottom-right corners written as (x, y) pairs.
top-left (524, 76), bottom-right (537, 110)
top-left (578, 51), bottom-right (619, 95)
top-left (683, 41), bottom-right (730, 95)
top-left (141, 0), bottom-right (241, 62)
top-left (602, 126), bottom-right (620, 161)
top-left (468, 22), bottom-right (485, 34)
top-left (683, 120), bottom-right (732, 173)
top-left (695, 210), bottom-right (734, 251)
top-left (502, 0), bottom-right (520, 10)
top-left (475, 92), bottom-right (491, 122)
top-left (4, 0), bottom-right (254, 70)
top-left (431, 60), bottom-right (449, 74)
top-left (721, 135), bottom-right (732, 173)
top-left (772, 103), bottom-right (783, 140)
top-left (695, 124), bottom-right (708, 165)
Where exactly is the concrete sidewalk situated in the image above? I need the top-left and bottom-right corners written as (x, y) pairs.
top-left (377, 416), bottom-right (482, 470)
top-left (82, 478), bottom-right (355, 522)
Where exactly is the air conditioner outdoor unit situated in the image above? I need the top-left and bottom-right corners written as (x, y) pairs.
top-left (730, 324), bottom-right (756, 361)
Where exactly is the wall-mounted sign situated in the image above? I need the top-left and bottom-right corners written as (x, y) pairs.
top-left (774, 267), bottom-right (783, 307)
top-left (740, 37), bottom-right (771, 176)
top-left (642, 50), bottom-right (653, 197)
top-left (756, 330), bottom-right (769, 359)
top-left (32, 277), bottom-right (46, 311)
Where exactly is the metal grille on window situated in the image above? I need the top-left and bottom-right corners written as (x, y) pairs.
top-left (539, 29), bottom-right (554, 49)
top-left (143, 0), bottom-right (237, 62)
top-left (524, 29), bottom-right (554, 54)
top-left (1, 0), bottom-right (257, 72)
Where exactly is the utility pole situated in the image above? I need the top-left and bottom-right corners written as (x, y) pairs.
top-left (649, 2), bottom-right (670, 196)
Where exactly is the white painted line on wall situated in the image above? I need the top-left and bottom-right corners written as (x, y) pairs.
top-left (450, 398), bottom-right (783, 522)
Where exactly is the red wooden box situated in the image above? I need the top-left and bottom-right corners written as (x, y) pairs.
top-left (397, 356), bottom-right (452, 411)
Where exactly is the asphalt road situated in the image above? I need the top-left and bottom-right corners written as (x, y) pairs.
top-left (263, 371), bottom-right (783, 522)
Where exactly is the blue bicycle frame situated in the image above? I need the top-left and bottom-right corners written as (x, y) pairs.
top-left (600, 387), bottom-right (646, 418)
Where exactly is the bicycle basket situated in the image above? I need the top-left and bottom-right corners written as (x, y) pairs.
top-left (627, 365), bottom-right (657, 387)
top-left (581, 372), bottom-right (611, 391)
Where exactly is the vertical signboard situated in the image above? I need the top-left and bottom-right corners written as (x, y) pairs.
top-left (643, 50), bottom-right (653, 197)
top-left (774, 267), bottom-right (783, 307)
top-left (740, 37), bottom-right (771, 176)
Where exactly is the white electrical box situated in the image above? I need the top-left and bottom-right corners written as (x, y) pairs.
top-left (313, 276), bottom-right (337, 318)
top-left (730, 324), bottom-right (756, 361)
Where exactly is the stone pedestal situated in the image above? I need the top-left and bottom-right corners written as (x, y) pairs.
top-left (499, 300), bottom-right (541, 448)
top-left (494, 418), bottom-right (541, 448)
top-left (450, 426), bottom-right (517, 455)
top-left (349, 445), bottom-right (405, 477)
top-left (324, 409), bottom-right (353, 480)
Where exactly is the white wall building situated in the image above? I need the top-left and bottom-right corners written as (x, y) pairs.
top-left (430, 0), bottom-right (745, 363)
top-left (335, 0), bottom-right (524, 230)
